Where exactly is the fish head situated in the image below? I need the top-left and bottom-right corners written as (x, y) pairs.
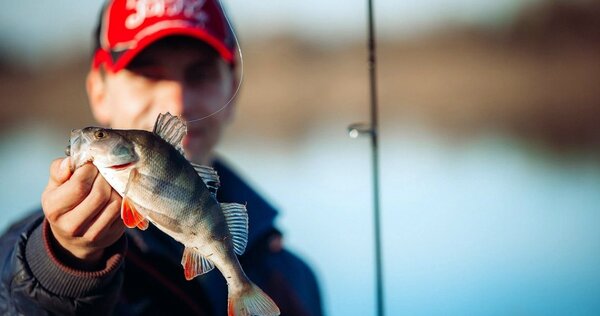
top-left (67, 127), bottom-right (138, 172)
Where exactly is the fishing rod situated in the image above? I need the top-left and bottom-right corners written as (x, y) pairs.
top-left (347, 0), bottom-right (384, 315)
top-left (187, 0), bottom-right (243, 125)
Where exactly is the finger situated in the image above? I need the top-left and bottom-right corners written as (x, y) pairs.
top-left (85, 190), bottom-right (125, 242)
top-left (65, 174), bottom-right (115, 236)
top-left (69, 163), bottom-right (100, 187)
top-left (47, 157), bottom-right (73, 189)
top-left (44, 164), bottom-right (99, 218)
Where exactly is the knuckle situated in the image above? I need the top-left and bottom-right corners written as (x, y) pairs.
top-left (41, 194), bottom-right (59, 221)
top-left (71, 181), bottom-right (91, 198)
top-left (87, 189), bottom-right (108, 208)
top-left (108, 196), bottom-right (122, 212)
top-left (61, 223), bottom-right (79, 238)
top-left (41, 184), bottom-right (55, 203)
top-left (40, 191), bottom-right (50, 210)
top-left (87, 231), bottom-right (102, 244)
top-left (45, 210), bottom-right (59, 223)
top-left (111, 189), bottom-right (122, 200)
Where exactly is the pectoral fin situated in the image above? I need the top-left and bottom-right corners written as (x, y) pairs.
top-left (120, 168), bottom-right (149, 230)
top-left (181, 247), bottom-right (215, 280)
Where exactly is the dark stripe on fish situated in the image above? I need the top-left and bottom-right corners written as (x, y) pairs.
top-left (144, 208), bottom-right (184, 234)
top-left (136, 172), bottom-right (197, 204)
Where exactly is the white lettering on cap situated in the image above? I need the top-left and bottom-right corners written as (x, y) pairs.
top-left (125, 0), bottom-right (207, 29)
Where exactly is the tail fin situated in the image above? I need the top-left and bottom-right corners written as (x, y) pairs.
top-left (228, 282), bottom-right (280, 316)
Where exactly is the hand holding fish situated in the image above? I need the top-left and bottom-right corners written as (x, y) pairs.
top-left (41, 157), bottom-right (125, 269)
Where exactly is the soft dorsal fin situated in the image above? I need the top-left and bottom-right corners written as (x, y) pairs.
top-left (220, 203), bottom-right (249, 255)
top-left (191, 163), bottom-right (220, 196)
top-left (153, 112), bottom-right (186, 155)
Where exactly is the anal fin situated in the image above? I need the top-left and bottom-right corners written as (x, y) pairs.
top-left (181, 247), bottom-right (215, 280)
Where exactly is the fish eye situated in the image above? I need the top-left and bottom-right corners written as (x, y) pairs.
top-left (94, 130), bottom-right (107, 139)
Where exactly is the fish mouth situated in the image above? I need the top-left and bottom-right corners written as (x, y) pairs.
top-left (67, 129), bottom-right (93, 172)
top-left (109, 161), bottom-right (136, 170)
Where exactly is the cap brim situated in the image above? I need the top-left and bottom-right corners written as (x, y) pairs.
top-left (103, 27), bottom-right (235, 72)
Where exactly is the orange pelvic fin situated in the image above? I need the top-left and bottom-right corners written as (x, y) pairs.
top-left (136, 218), bottom-right (149, 230)
top-left (121, 197), bottom-right (146, 229)
top-left (120, 168), bottom-right (147, 230)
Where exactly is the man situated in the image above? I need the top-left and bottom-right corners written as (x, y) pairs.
top-left (0, 0), bottom-right (322, 315)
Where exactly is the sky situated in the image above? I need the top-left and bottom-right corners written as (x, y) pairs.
top-left (0, 0), bottom-right (542, 64)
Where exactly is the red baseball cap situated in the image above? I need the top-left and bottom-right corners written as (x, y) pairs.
top-left (92, 0), bottom-right (237, 72)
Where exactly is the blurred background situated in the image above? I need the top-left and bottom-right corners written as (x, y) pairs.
top-left (1, 0), bottom-right (600, 315)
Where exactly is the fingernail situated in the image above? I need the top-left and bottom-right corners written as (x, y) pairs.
top-left (60, 157), bottom-right (70, 172)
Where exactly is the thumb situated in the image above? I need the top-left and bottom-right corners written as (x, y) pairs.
top-left (48, 157), bottom-right (73, 187)
top-left (59, 157), bottom-right (71, 174)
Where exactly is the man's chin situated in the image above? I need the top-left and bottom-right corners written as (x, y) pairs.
top-left (183, 137), bottom-right (210, 164)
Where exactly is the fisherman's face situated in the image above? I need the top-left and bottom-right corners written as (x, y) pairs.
top-left (87, 37), bottom-right (237, 164)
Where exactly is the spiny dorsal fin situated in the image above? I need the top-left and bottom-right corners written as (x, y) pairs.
top-left (153, 112), bottom-right (186, 155)
top-left (220, 203), bottom-right (248, 255)
top-left (191, 163), bottom-right (220, 196)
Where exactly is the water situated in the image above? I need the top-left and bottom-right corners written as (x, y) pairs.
top-left (220, 123), bottom-right (600, 316)
top-left (1, 123), bottom-right (599, 315)
top-left (0, 124), bottom-right (66, 226)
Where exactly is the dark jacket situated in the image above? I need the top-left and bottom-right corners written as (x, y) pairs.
top-left (0, 160), bottom-right (322, 315)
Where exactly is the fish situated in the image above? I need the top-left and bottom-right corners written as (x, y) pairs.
top-left (67, 113), bottom-right (280, 316)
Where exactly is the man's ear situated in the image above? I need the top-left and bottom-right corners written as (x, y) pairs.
top-left (86, 68), bottom-right (111, 125)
